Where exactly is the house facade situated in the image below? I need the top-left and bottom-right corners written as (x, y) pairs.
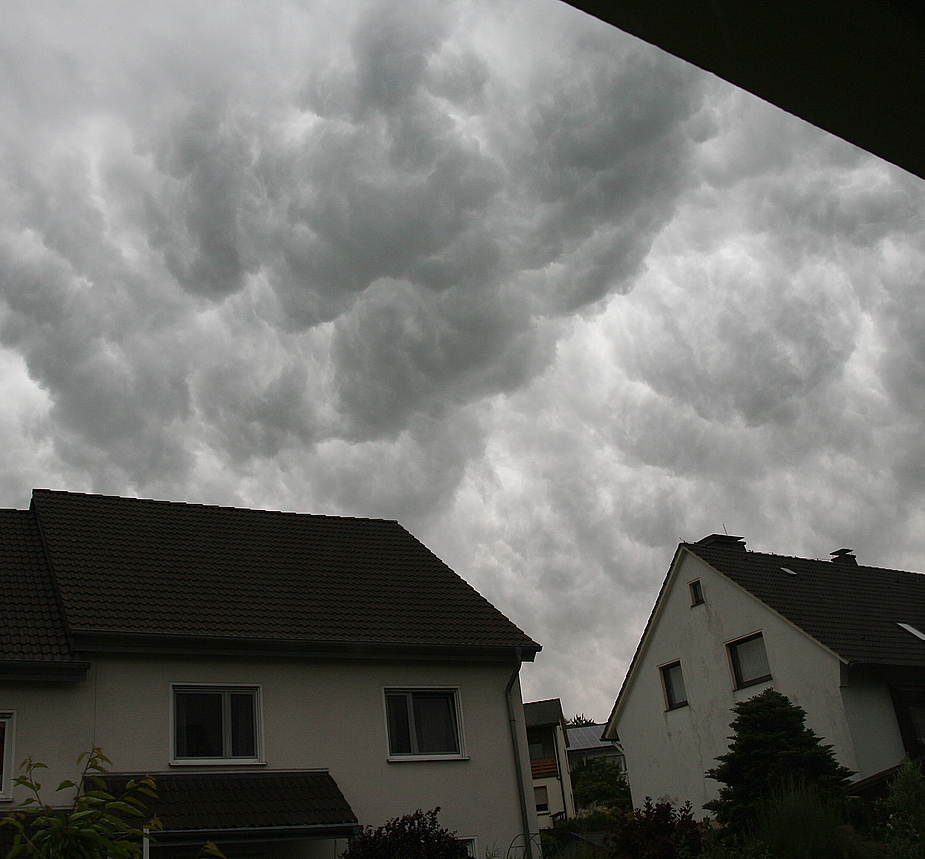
top-left (604, 534), bottom-right (925, 814)
top-left (523, 699), bottom-right (574, 827)
top-left (0, 490), bottom-right (542, 858)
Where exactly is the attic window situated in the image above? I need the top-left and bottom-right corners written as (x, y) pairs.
top-left (781, 567), bottom-right (797, 576)
top-left (689, 580), bottom-right (704, 606)
top-left (897, 623), bottom-right (925, 641)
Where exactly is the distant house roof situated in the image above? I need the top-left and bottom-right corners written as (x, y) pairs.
top-left (565, 724), bottom-right (621, 753)
top-left (103, 771), bottom-right (360, 842)
top-left (0, 490), bottom-right (539, 665)
top-left (686, 536), bottom-right (925, 666)
top-left (524, 698), bottom-right (565, 729)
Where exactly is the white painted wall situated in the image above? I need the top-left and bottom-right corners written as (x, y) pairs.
top-left (0, 654), bottom-right (538, 858)
top-left (612, 550), bottom-right (893, 814)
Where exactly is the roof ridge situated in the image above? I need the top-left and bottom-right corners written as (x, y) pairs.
top-left (687, 542), bottom-right (925, 577)
top-left (31, 488), bottom-right (399, 525)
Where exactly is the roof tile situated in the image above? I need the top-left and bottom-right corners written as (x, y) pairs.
top-left (27, 490), bottom-right (539, 654)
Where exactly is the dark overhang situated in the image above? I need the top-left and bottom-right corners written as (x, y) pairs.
top-left (0, 659), bottom-right (90, 682)
top-left (101, 770), bottom-right (361, 845)
top-left (71, 630), bottom-right (540, 663)
top-left (562, 0), bottom-right (925, 181)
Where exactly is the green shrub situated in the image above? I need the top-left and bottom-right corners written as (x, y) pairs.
top-left (607, 797), bottom-right (702, 859)
top-left (705, 690), bottom-right (853, 835)
top-left (571, 759), bottom-right (632, 812)
top-left (879, 758), bottom-right (925, 859)
top-left (340, 808), bottom-right (468, 859)
top-left (745, 781), bottom-right (848, 859)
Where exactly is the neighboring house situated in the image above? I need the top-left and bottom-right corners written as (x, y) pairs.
top-left (565, 724), bottom-right (625, 773)
top-left (603, 534), bottom-right (925, 814)
top-left (0, 489), bottom-right (543, 858)
top-left (524, 699), bottom-right (574, 826)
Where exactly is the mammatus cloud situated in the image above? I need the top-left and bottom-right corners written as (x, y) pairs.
top-left (2, 0), bottom-right (925, 717)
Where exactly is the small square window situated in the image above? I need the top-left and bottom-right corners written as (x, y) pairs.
top-left (385, 689), bottom-right (462, 758)
top-left (173, 686), bottom-right (260, 762)
top-left (689, 580), bottom-right (704, 606)
top-left (728, 634), bottom-right (772, 689)
top-left (0, 712), bottom-right (15, 799)
top-left (660, 662), bottom-right (688, 710)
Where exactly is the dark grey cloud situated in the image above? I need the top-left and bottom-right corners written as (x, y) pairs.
top-left (3, 0), bottom-right (924, 718)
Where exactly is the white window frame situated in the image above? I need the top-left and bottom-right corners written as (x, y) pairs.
top-left (727, 632), bottom-right (772, 690)
top-left (170, 684), bottom-right (263, 766)
top-left (457, 837), bottom-right (478, 858)
top-left (0, 712), bottom-right (16, 800)
top-left (383, 687), bottom-right (468, 761)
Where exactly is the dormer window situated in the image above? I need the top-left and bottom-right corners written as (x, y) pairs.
top-left (689, 580), bottom-right (704, 606)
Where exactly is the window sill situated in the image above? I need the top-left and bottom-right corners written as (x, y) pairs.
top-left (169, 759), bottom-right (267, 767)
top-left (735, 675), bottom-right (772, 690)
top-left (387, 754), bottom-right (470, 763)
top-left (665, 701), bottom-right (689, 711)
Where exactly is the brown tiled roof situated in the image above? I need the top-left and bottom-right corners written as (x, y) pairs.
top-left (0, 510), bottom-right (76, 665)
top-left (100, 771), bottom-right (359, 837)
top-left (28, 489), bottom-right (539, 656)
top-left (686, 539), bottom-right (925, 666)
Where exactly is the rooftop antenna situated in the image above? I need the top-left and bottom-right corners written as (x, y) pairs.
top-left (723, 524), bottom-right (728, 535)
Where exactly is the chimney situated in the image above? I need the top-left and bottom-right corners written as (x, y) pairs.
top-left (695, 534), bottom-right (747, 551)
top-left (830, 548), bottom-right (858, 565)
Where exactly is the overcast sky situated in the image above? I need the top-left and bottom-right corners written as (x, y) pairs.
top-left (2, 0), bottom-right (925, 720)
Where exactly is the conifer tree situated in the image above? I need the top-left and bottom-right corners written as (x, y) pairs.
top-left (704, 689), bottom-right (853, 833)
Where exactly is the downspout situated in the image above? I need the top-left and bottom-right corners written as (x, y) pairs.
top-left (506, 649), bottom-right (533, 859)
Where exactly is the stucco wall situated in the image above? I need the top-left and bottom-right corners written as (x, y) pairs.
top-left (0, 654), bottom-right (538, 857)
top-left (614, 551), bottom-right (859, 813)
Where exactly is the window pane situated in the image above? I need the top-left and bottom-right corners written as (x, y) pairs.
top-left (662, 663), bottom-right (687, 709)
top-left (386, 694), bottom-right (413, 754)
top-left (0, 722), bottom-right (5, 779)
top-left (732, 635), bottom-right (770, 686)
top-left (413, 693), bottom-right (459, 754)
top-left (230, 692), bottom-right (256, 757)
top-left (176, 692), bottom-right (224, 757)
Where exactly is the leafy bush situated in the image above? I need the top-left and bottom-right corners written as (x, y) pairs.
top-left (571, 759), bottom-right (632, 811)
top-left (879, 758), bottom-right (925, 859)
top-left (705, 690), bottom-right (853, 834)
top-left (340, 808), bottom-right (468, 859)
top-left (0, 749), bottom-right (224, 859)
top-left (0, 749), bottom-right (161, 859)
top-left (745, 781), bottom-right (849, 859)
top-left (607, 798), bottom-right (702, 859)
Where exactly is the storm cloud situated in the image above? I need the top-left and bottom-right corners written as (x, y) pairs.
top-left (1, 0), bottom-right (924, 717)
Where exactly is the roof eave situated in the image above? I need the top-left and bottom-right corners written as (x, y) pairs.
top-left (153, 823), bottom-right (363, 845)
top-left (0, 659), bottom-right (90, 682)
top-left (71, 630), bottom-right (540, 663)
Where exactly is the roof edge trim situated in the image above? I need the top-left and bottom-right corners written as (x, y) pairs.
top-left (71, 631), bottom-right (539, 663)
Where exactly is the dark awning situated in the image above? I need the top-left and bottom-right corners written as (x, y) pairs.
top-left (102, 770), bottom-right (360, 845)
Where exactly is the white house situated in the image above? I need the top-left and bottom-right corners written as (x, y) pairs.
top-left (603, 534), bottom-right (925, 814)
top-left (0, 489), bottom-right (542, 858)
top-left (523, 699), bottom-right (574, 826)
